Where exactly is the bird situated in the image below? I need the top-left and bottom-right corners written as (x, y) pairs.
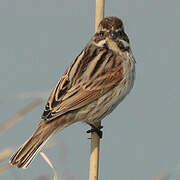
top-left (10, 16), bottom-right (135, 168)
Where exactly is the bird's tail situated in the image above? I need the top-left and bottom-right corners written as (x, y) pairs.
top-left (9, 122), bottom-right (58, 169)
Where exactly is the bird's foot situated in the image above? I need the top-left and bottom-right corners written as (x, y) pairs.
top-left (86, 124), bottom-right (103, 139)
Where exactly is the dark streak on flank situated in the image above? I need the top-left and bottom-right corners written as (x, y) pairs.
top-left (73, 45), bottom-right (97, 81)
top-left (90, 50), bottom-right (108, 78)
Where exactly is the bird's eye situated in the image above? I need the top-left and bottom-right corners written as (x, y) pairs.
top-left (99, 31), bottom-right (104, 37)
top-left (109, 32), bottom-right (117, 39)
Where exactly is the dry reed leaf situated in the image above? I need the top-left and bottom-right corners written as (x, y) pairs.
top-left (31, 175), bottom-right (49, 180)
top-left (153, 164), bottom-right (180, 180)
top-left (153, 173), bottom-right (170, 180)
top-left (0, 99), bottom-right (42, 135)
top-left (43, 138), bottom-right (57, 150)
top-left (0, 148), bottom-right (14, 162)
top-left (17, 91), bottom-right (49, 100)
top-left (153, 174), bottom-right (164, 180)
top-left (0, 163), bottom-right (12, 174)
top-left (40, 152), bottom-right (59, 180)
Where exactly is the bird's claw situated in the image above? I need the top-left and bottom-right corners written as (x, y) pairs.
top-left (87, 125), bottom-right (103, 139)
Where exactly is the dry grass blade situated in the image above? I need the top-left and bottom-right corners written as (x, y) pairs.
top-left (0, 163), bottom-right (12, 174)
top-left (153, 164), bottom-right (180, 180)
top-left (0, 148), bottom-right (14, 163)
top-left (17, 91), bottom-right (49, 100)
top-left (31, 175), bottom-right (49, 180)
top-left (0, 99), bottom-right (42, 135)
top-left (153, 173), bottom-right (170, 180)
top-left (43, 138), bottom-right (57, 150)
top-left (40, 152), bottom-right (59, 180)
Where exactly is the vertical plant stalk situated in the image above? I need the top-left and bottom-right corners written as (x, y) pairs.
top-left (95, 0), bottom-right (105, 31)
top-left (89, 1), bottom-right (104, 180)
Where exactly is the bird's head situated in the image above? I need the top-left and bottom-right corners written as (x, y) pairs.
top-left (93, 17), bottom-right (130, 51)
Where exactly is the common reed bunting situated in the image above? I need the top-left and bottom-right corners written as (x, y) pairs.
top-left (10, 17), bottom-right (135, 168)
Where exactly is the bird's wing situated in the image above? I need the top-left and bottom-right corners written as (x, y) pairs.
top-left (41, 45), bottom-right (124, 122)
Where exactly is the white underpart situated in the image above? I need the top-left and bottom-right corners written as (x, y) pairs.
top-left (94, 39), bottom-right (106, 47)
top-left (82, 49), bottom-right (136, 124)
top-left (119, 39), bottom-right (130, 48)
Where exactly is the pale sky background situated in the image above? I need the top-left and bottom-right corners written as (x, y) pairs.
top-left (0, 0), bottom-right (180, 180)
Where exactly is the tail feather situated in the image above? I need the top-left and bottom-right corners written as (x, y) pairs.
top-left (10, 116), bottom-right (72, 168)
top-left (10, 126), bottom-right (55, 168)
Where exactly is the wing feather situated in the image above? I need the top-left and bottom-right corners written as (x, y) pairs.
top-left (42, 44), bottom-right (124, 122)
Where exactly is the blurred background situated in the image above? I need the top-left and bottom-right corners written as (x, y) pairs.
top-left (0, 0), bottom-right (180, 180)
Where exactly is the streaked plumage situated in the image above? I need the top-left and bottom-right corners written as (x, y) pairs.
top-left (10, 17), bottom-right (135, 168)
